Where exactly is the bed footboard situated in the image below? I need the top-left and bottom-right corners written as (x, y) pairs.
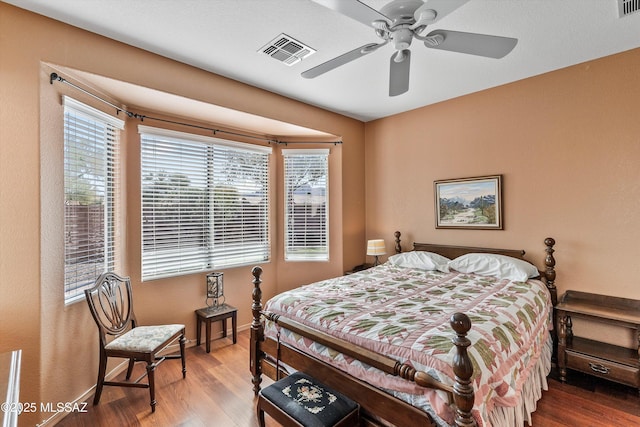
top-left (249, 265), bottom-right (476, 427)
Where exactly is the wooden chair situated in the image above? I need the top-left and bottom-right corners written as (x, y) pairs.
top-left (85, 272), bottom-right (186, 412)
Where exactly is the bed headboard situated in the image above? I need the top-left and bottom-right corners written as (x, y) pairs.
top-left (393, 230), bottom-right (557, 306)
top-left (395, 230), bottom-right (525, 260)
top-left (412, 242), bottom-right (525, 261)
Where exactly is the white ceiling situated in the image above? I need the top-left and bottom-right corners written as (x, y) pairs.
top-left (6, 0), bottom-right (640, 122)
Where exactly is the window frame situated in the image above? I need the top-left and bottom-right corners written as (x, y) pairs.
top-left (282, 148), bottom-right (330, 262)
top-left (139, 125), bottom-right (272, 281)
top-left (63, 96), bottom-right (124, 305)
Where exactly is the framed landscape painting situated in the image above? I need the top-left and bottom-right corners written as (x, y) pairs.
top-left (434, 175), bottom-right (503, 229)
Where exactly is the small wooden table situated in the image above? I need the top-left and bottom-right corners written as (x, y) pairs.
top-left (195, 304), bottom-right (237, 353)
top-left (556, 291), bottom-right (640, 392)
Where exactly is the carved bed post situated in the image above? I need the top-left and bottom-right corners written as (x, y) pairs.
top-left (543, 237), bottom-right (557, 306)
top-left (394, 230), bottom-right (402, 254)
top-left (450, 312), bottom-right (476, 427)
top-left (543, 238), bottom-right (558, 363)
top-left (250, 266), bottom-right (263, 395)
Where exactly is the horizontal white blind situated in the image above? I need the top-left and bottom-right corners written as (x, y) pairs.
top-left (283, 149), bottom-right (329, 261)
top-left (63, 97), bottom-right (122, 304)
top-left (140, 127), bottom-right (271, 280)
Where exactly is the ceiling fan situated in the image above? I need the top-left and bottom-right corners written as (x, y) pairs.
top-left (303, 0), bottom-right (518, 96)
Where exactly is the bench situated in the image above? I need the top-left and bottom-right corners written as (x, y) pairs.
top-left (257, 372), bottom-right (359, 427)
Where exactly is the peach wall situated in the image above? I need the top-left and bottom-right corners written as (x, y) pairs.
top-left (0, 3), bottom-right (364, 426)
top-left (365, 48), bottom-right (640, 302)
top-left (3, 1), bottom-right (640, 424)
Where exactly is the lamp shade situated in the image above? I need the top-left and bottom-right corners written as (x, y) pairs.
top-left (366, 239), bottom-right (386, 256)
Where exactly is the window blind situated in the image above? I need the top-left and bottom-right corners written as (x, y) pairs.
top-left (139, 126), bottom-right (271, 280)
top-left (63, 96), bottom-right (123, 304)
top-left (283, 149), bottom-right (329, 261)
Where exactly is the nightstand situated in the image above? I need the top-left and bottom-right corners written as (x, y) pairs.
top-left (345, 263), bottom-right (373, 275)
top-left (556, 291), bottom-right (640, 392)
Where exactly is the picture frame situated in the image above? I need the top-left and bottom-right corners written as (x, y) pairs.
top-left (434, 175), bottom-right (503, 229)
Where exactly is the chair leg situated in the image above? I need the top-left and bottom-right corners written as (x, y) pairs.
top-left (93, 353), bottom-right (107, 405)
top-left (126, 358), bottom-right (135, 380)
top-left (256, 398), bottom-right (266, 427)
top-left (179, 332), bottom-right (187, 379)
top-left (147, 362), bottom-right (157, 413)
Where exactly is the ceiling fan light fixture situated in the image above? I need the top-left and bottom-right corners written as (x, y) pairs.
top-left (393, 27), bottom-right (414, 50)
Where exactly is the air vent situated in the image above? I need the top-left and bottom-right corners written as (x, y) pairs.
top-left (259, 34), bottom-right (316, 66)
top-left (618, 0), bottom-right (640, 17)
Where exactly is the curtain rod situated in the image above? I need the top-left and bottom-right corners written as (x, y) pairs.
top-left (277, 141), bottom-right (342, 145)
top-left (49, 72), bottom-right (342, 146)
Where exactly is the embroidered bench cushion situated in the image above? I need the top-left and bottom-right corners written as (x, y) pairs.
top-left (261, 372), bottom-right (358, 426)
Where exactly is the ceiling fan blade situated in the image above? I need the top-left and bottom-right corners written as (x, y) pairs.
top-left (302, 43), bottom-right (382, 79)
top-left (389, 50), bottom-right (411, 97)
top-left (311, 0), bottom-right (390, 27)
top-left (425, 30), bottom-right (517, 59)
top-left (417, 0), bottom-right (470, 24)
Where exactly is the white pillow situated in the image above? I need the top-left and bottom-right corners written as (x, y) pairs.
top-left (447, 253), bottom-right (539, 282)
top-left (387, 251), bottom-right (451, 271)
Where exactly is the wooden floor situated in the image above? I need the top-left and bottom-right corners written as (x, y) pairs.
top-left (57, 329), bottom-right (640, 427)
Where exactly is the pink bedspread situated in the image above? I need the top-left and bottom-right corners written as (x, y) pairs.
top-left (263, 263), bottom-right (552, 426)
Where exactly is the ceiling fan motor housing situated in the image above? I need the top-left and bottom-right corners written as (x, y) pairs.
top-left (380, 0), bottom-right (425, 26)
top-left (378, 0), bottom-right (429, 50)
top-left (393, 27), bottom-right (414, 49)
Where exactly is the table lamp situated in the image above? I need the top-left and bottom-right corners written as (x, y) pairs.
top-left (366, 239), bottom-right (386, 266)
top-left (206, 272), bottom-right (224, 309)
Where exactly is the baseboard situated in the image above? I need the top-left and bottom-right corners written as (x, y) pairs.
top-left (36, 359), bottom-right (129, 426)
top-left (37, 323), bottom-right (251, 425)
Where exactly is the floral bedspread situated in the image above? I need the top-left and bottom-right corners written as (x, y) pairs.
top-left (263, 263), bottom-right (552, 426)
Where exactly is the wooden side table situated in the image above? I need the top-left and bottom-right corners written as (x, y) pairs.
top-left (556, 291), bottom-right (640, 391)
top-left (195, 304), bottom-right (237, 353)
top-left (345, 263), bottom-right (373, 275)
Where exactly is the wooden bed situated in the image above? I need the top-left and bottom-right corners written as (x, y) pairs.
top-left (250, 232), bottom-right (557, 427)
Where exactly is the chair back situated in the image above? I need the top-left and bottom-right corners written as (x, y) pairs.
top-left (85, 272), bottom-right (137, 346)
